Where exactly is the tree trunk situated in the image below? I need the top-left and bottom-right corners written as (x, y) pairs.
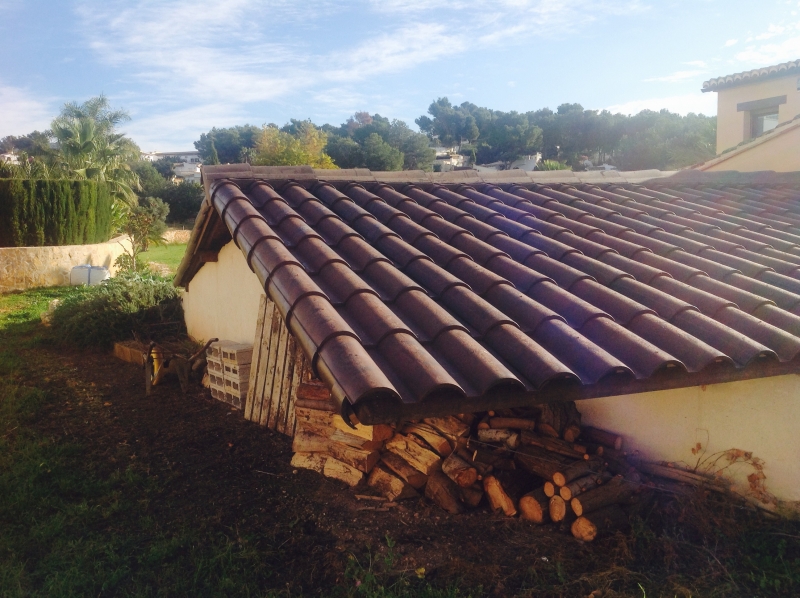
top-left (521, 431), bottom-right (588, 460)
top-left (579, 426), bottom-right (623, 451)
top-left (367, 464), bottom-right (419, 501)
top-left (570, 476), bottom-right (636, 517)
top-left (552, 458), bottom-right (603, 487)
top-left (549, 495), bottom-right (568, 522)
top-left (323, 457), bottom-right (364, 486)
top-left (483, 476), bottom-right (517, 516)
top-left (570, 505), bottom-right (630, 542)
top-left (477, 429), bottom-right (519, 448)
top-left (543, 481), bottom-right (557, 498)
top-left (514, 445), bottom-right (570, 480)
top-left (403, 423), bottom-right (452, 456)
top-left (385, 434), bottom-right (442, 475)
top-left (442, 452), bottom-right (479, 487)
top-left (489, 417), bottom-right (537, 431)
top-left (380, 452), bottom-right (428, 489)
top-left (425, 470), bottom-right (464, 514)
top-left (519, 488), bottom-right (550, 524)
top-left (459, 482), bottom-right (484, 508)
top-left (559, 474), bottom-right (600, 501)
top-left (535, 402), bottom-right (581, 441)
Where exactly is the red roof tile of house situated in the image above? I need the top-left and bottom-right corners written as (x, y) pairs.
top-left (176, 167), bottom-right (800, 424)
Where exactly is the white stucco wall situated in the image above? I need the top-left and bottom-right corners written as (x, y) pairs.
top-left (578, 374), bottom-right (800, 504)
top-left (182, 241), bottom-right (264, 344)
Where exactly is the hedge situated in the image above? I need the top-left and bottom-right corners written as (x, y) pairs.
top-left (0, 179), bottom-right (113, 247)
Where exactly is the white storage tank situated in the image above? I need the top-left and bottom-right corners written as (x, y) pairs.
top-left (69, 265), bottom-right (110, 286)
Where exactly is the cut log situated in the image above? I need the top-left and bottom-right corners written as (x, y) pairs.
top-left (559, 474), bottom-right (600, 501)
top-left (519, 488), bottom-right (550, 524)
top-left (385, 434), bottom-right (442, 475)
top-left (543, 481), bottom-right (557, 497)
top-left (456, 413), bottom-right (476, 426)
top-left (442, 452), bottom-right (479, 487)
top-left (483, 475), bottom-right (517, 516)
top-left (380, 452), bottom-right (428, 489)
top-left (454, 447), bottom-right (492, 478)
top-left (477, 415), bottom-right (491, 430)
top-left (637, 462), bottom-right (729, 489)
top-left (549, 495), bottom-right (568, 522)
top-left (425, 470), bottom-right (464, 514)
top-left (290, 452), bottom-right (327, 473)
top-left (295, 398), bottom-right (336, 412)
top-left (580, 426), bottom-right (623, 451)
top-left (552, 458), bottom-right (603, 487)
top-left (477, 429), bottom-right (519, 448)
top-left (571, 504), bottom-right (630, 542)
top-left (296, 381), bottom-right (332, 401)
top-left (402, 423), bottom-right (452, 456)
top-left (521, 431), bottom-right (588, 460)
top-left (367, 464), bottom-right (419, 501)
top-left (535, 402), bottom-right (581, 441)
top-left (292, 431), bottom-right (380, 473)
top-left (514, 445), bottom-right (570, 480)
top-left (329, 429), bottom-right (384, 452)
top-left (323, 457), bottom-right (364, 486)
top-left (489, 417), bottom-right (537, 431)
top-left (570, 476), bottom-right (636, 517)
top-left (423, 416), bottom-right (470, 439)
top-left (459, 482), bottom-right (484, 508)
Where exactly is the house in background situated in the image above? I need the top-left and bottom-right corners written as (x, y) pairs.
top-left (695, 59), bottom-right (800, 172)
top-left (141, 150), bottom-right (203, 183)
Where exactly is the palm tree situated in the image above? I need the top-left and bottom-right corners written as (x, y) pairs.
top-left (51, 96), bottom-right (140, 206)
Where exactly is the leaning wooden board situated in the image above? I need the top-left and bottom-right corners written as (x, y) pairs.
top-left (245, 294), bottom-right (312, 436)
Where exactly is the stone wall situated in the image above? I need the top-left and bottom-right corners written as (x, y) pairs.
top-left (0, 235), bottom-right (132, 293)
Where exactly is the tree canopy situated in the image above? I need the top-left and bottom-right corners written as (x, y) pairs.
top-left (251, 121), bottom-right (337, 168)
top-left (417, 97), bottom-right (716, 170)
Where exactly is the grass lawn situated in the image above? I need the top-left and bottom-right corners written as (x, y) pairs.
top-left (140, 243), bottom-right (188, 274)
top-left (1, 287), bottom-right (799, 597)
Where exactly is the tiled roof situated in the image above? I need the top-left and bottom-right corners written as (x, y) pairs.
top-left (177, 166), bottom-right (800, 424)
top-left (702, 59), bottom-right (800, 92)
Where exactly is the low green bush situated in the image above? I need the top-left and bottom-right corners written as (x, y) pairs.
top-left (50, 272), bottom-right (184, 349)
top-left (0, 179), bottom-right (113, 247)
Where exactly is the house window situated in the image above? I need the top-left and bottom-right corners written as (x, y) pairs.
top-left (750, 109), bottom-right (779, 138)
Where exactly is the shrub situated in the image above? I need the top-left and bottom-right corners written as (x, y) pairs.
top-left (115, 197), bottom-right (169, 273)
top-left (0, 179), bottom-right (113, 247)
top-left (50, 272), bottom-right (185, 349)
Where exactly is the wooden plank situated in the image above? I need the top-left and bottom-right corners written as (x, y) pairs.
top-left (284, 344), bottom-right (307, 437)
top-left (275, 333), bottom-right (297, 436)
top-left (266, 316), bottom-right (290, 430)
top-left (244, 294), bottom-right (267, 422)
top-left (252, 298), bottom-right (276, 424)
top-left (259, 304), bottom-right (283, 427)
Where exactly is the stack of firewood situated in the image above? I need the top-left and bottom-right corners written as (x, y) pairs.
top-left (291, 394), bottom-right (662, 541)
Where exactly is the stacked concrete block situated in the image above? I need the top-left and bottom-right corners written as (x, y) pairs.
top-left (206, 341), bottom-right (253, 409)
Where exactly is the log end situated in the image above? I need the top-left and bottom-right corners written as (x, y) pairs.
top-left (571, 517), bottom-right (597, 542)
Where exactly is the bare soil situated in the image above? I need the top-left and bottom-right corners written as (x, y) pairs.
top-left (18, 340), bottom-right (800, 597)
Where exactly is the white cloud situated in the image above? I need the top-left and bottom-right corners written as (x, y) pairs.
top-left (71, 0), bottom-right (656, 147)
top-left (605, 92), bottom-right (716, 116)
top-left (644, 69), bottom-right (707, 83)
top-left (724, 39), bottom-right (738, 47)
top-left (0, 82), bottom-right (54, 136)
top-left (685, 60), bottom-right (707, 68)
top-left (730, 21), bottom-right (800, 66)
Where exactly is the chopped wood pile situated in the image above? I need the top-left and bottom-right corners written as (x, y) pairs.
top-left (290, 388), bottom-right (733, 542)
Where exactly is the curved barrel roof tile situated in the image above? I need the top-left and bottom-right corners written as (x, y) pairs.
top-left (176, 167), bottom-right (800, 423)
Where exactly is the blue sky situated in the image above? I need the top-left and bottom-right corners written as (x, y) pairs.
top-left (1, 0), bottom-right (799, 150)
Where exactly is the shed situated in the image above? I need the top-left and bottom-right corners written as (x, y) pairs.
top-left (175, 165), bottom-right (800, 504)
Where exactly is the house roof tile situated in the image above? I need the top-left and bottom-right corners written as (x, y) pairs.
top-left (176, 166), bottom-right (800, 423)
top-left (702, 59), bottom-right (800, 92)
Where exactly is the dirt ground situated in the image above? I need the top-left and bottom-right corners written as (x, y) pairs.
top-left (16, 337), bottom-right (800, 597)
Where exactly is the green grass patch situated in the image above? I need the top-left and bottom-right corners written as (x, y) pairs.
top-left (141, 242), bottom-right (187, 274)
